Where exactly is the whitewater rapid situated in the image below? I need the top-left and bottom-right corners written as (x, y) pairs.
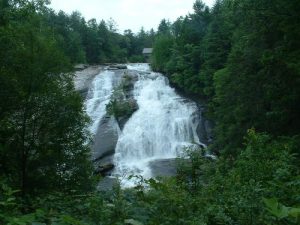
top-left (113, 64), bottom-right (202, 187)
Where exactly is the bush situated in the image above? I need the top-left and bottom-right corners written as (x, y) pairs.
top-left (106, 99), bottom-right (137, 119)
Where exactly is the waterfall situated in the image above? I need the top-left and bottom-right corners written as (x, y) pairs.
top-left (83, 64), bottom-right (204, 188)
top-left (113, 64), bottom-right (202, 187)
top-left (85, 71), bottom-right (115, 135)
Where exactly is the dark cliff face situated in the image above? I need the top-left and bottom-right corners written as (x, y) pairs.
top-left (195, 106), bottom-right (214, 146)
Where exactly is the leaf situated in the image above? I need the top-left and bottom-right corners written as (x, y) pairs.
top-left (7, 197), bottom-right (16, 202)
top-left (263, 198), bottom-right (278, 210)
top-left (289, 207), bottom-right (300, 218)
top-left (263, 198), bottom-right (290, 219)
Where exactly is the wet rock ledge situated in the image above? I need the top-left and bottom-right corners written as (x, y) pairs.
top-left (74, 65), bottom-right (103, 98)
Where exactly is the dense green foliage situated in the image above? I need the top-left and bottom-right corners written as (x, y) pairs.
top-left (2, 131), bottom-right (299, 224)
top-left (106, 73), bottom-right (138, 119)
top-left (1, 0), bottom-right (299, 224)
top-left (151, 0), bottom-right (300, 156)
top-left (150, 0), bottom-right (299, 223)
top-left (43, 11), bottom-right (155, 64)
top-left (0, 0), bottom-right (96, 197)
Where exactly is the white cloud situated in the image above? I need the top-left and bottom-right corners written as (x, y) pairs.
top-left (50, 0), bottom-right (215, 33)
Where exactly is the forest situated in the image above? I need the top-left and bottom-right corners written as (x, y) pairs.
top-left (0, 0), bottom-right (299, 224)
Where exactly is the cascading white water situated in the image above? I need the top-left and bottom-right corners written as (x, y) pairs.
top-left (113, 64), bottom-right (202, 187)
top-left (85, 71), bottom-right (115, 134)
top-left (127, 63), bottom-right (151, 72)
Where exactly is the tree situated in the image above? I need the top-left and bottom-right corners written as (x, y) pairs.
top-left (0, 0), bottom-right (94, 196)
top-left (151, 34), bottom-right (174, 72)
top-left (212, 0), bottom-right (300, 155)
top-left (157, 19), bottom-right (171, 35)
top-left (199, 0), bottom-right (233, 99)
top-left (152, 2), bottom-right (211, 95)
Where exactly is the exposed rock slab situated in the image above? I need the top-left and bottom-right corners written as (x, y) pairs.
top-left (149, 159), bottom-right (178, 177)
top-left (74, 65), bottom-right (103, 98)
top-left (92, 116), bottom-right (119, 160)
top-left (74, 64), bottom-right (88, 70)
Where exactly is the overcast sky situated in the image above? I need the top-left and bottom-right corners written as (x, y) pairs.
top-left (49, 0), bottom-right (215, 33)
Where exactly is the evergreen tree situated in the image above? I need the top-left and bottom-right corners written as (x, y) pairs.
top-left (212, 0), bottom-right (300, 155)
top-left (0, 0), bottom-right (94, 196)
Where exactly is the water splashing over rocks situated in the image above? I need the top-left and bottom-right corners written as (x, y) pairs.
top-left (113, 64), bottom-right (204, 187)
top-left (83, 64), bottom-right (209, 188)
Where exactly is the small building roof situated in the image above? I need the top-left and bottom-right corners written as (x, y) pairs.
top-left (142, 48), bottom-right (153, 54)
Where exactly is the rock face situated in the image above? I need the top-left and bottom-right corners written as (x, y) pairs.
top-left (95, 163), bottom-right (115, 176)
top-left (196, 105), bottom-right (214, 145)
top-left (92, 116), bottom-right (119, 161)
top-left (74, 64), bottom-right (88, 71)
top-left (74, 65), bottom-right (103, 98)
top-left (149, 159), bottom-right (178, 177)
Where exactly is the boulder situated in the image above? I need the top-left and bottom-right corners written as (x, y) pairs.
top-left (95, 163), bottom-right (115, 176)
top-left (149, 159), bottom-right (178, 177)
top-left (108, 64), bottom-right (127, 70)
top-left (94, 154), bottom-right (115, 177)
top-left (108, 67), bottom-right (118, 70)
top-left (92, 116), bottom-right (119, 160)
top-left (74, 64), bottom-right (87, 71)
top-left (116, 64), bottom-right (128, 69)
top-left (74, 65), bottom-right (103, 98)
top-left (117, 116), bottom-right (131, 131)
